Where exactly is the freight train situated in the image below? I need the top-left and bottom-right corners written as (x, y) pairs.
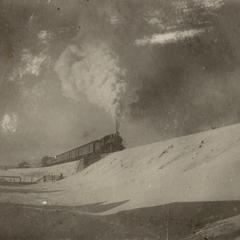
top-left (41, 132), bottom-right (124, 168)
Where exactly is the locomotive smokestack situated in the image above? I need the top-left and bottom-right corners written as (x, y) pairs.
top-left (115, 118), bottom-right (120, 134)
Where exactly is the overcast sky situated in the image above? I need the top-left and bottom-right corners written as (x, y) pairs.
top-left (0, 0), bottom-right (239, 165)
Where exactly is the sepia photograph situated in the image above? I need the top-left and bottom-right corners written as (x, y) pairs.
top-left (0, 0), bottom-right (240, 239)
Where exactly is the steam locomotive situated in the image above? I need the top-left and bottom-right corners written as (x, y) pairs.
top-left (41, 132), bottom-right (124, 168)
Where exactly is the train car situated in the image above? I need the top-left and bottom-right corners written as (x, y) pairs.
top-left (41, 132), bottom-right (124, 167)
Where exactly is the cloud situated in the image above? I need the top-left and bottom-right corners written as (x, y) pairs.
top-left (194, 0), bottom-right (224, 9)
top-left (110, 16), bottom-right (120, 25)
top-left (135, 28), bottom-right (206, 46)
top-left (19, 49), bottom-right (49, 77)
top-left (1, 113), bottom-right (18, 134)
top-left (55, 43), bottom-right (126, 119)
top-left (147, 17), bottom-right (163, 27)
top-left (38, 30), bottom-right (52, 44)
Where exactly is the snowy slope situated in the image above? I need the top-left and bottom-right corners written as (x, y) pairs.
top-left (1, 123), bottom-right (240, 214)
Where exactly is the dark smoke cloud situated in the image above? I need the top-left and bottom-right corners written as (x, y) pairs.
top-left (112, 0), bottom-right (240, 139)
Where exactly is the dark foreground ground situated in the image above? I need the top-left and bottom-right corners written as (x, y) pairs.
top-left (1, 200), bottom-right (240, 240)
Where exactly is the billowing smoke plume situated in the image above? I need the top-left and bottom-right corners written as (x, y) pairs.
top-left (55, 43), bottom-right (126, 120)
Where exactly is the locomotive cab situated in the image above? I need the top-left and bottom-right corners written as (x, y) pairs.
top-left (101, 131), bottom-right (124, 153)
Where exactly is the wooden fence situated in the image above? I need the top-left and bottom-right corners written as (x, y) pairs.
top-left (0, 173), bottom-right (64, 185)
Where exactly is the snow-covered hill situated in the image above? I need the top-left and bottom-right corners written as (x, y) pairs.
top-left (1, 123), bottom-right (240, 215)
top-left (1, 123), bottom-right (240, 239)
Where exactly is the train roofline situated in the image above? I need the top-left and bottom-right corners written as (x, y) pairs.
top-left (55, 132), bottom-right (121, 157)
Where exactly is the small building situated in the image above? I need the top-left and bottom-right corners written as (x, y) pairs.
top-left (18, 161), bottom-right (31, 168)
